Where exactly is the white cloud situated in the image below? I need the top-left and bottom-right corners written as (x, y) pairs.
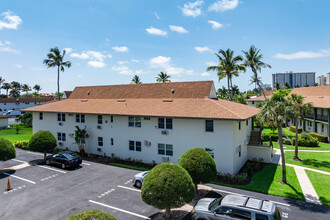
top-left (194, 46), bottom-right (212, 53)
top-left (154, 12), bottom-right (160, 19)
top-left (274, 49), bottom-right (330, 60)
top-left (149, 56), bottom-right (193, 76)
top-left (117, 61), bottom-right (128, 65)
top-left (201, 72), bottom-right (211, 76)
top-left (207, 20), bottom-right (223, 30)
top-left (131, 59), bottom-right (140, 63)
top-left (15, 64), bottom-right (22, 68)
top-left (135, 69), bottom-right (150, 75)
top-left (88, 61), bottom-right (106, 68)
top-left (63, 48), bottom-right (72, 53)
top-left (169, 25), bottom-right (189, 34)
top-left (146, 26), bottom-right (167, 36)
top-left (149, 56), bottom-right (171, 68)
top-left (112, 46), bottom-right (129, 52)
top-left (208, 0), bottom-right (239, 12)
top-left (112, 65), bottom-right (132, 75)
top-left (206, 61), bottom-right (218, 66)
top-left (0, 41), bottom-right (20, 54)
top-left (180, 1), bottom-right (203, 17)
top-left (0, 11), bottom-right (22, 30)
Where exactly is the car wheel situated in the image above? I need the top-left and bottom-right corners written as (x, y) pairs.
top-left (45, 160), bottom-right (50, 165)
top-left (135, 180), bottom-right (142, 188)
top-left (61, 163), bottom-right (66, 169)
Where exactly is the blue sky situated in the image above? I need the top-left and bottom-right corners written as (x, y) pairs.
top-left (0, 0), bottom-right (330, 93)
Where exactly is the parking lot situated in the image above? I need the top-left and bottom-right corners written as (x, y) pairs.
top-left (0, 149), bottom-right (329, 220)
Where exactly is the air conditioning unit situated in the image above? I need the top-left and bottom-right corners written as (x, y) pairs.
top-left (97, 125), bottom-right (102, 129)
top-left (144, 140), bottom-right (151, 146)
top-left (59, 142), bottom-right (63, 146)
top-left (59, 122), bottom-right (63, 126)
top-left (161, 130), bottom-right (169, 135)
top-left (162, 157), bottom-right (169, 162)
top-left (105, 120), bottom-right (108, 123)
top-left (97, 148), bottom-right (102, 152)
top-left (69, 133), bottom-right (74, 137)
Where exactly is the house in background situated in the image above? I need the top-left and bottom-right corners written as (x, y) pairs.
top-left (0, 98), bottom-right (55, 115)
top-left (24, 81), bottom-right (272, 175)
top-left (246, 90), bottom-right (275, 107)
top-left (288, 85), bottom-right (330, 141)
top-left (0, 115), bottom-right (9, 129)
top-left (63, 91), bottom-right (72, 99)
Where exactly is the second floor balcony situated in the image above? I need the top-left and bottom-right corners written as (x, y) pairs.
top-left (316, 114), bottom-right (328, 122)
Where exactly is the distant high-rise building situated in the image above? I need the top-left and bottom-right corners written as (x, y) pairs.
top-left (272, 71), bottom-right (315, 89)
top-left (317, 73), bottom-right (330, 86)
top-left (327, 73), bottom-right (330, 85)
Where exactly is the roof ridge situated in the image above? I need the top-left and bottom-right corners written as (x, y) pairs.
top-left (209, 99), bottom-right (243, 119)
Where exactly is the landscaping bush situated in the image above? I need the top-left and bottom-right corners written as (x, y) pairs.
top-left (52, 147), bottom-right (64, 153)
top-left (309, 132), bottom-right (328, 143)
top-left (141, 162), bottom-right (195, 219)
top-left (262, 134), bottom-right (279, 141)
top-left (292, 135), bottom-right (318, 147)
top-left (14, 140), bottom-right (29, 150)
top-left (289, 126), bottom-right (302, 133)
top-left (29, 130), bottom-right (57, 159)
top-left (67, 210), bottom-right (117, 220)
top-left (0, 138), bottom-right (16, 161)
top-left (283, 138), bottom-right (292, 145)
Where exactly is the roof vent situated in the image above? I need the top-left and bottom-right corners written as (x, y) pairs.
top-left (171, 89), bottom-right (175, 94)
top-left (117, 99), bottom-right (126, 102)
top-left (87, 91), bottom-right (90, 95)
top-left (80, 100), bottom-right (88, 102)
top-left (163, 99), bottom-right (173, 102)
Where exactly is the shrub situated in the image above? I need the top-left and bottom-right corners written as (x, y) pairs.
top-left (52, 148), bottom-right (64, 153)
top-left (29, 131), bottom-right (57, 159)
top-left (67, 210), bottom-right (117, 220)
top-left (289, 126), bottom-right (302, 133)
top-left (179, 148), bottom-right (217, 188)
top-left (141, 162), bottom-right (195, 219)
top-left (262, 134), bottom-right (279, 141)
top-left (283, 138), bottom-right (292, 145)
top-left (14, 140), bottom-right (30, 150)
top-left (292, 135), bottom-right (318, 147)
top-left (0, 138), bottom-right (16, 161)
top-left (309, 132), bottom-right (328, 143)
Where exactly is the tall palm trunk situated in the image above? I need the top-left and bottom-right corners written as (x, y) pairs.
top-left (293, 119), bottom-right (300, 160)
top-left (227, 77), bottom-right (233, 101)
top-left (57, 65), bottom-right (60, 101)
top-left (278, 123), bottom-right (287, 183)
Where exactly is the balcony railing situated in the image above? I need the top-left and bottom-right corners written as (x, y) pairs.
top-left (305, 114), bottom-right (314, 120)
top-left (316, 115), bottom-right (328, 122)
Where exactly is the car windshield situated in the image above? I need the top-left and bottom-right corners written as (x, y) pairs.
top-left (62, 153), bottom-right (78, 159)
top-left (208, 197), bottom-right (222, 211)
top-left (143, 172), bottom-right (148, 176)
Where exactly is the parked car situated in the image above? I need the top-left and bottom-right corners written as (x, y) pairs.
top-left (45, 151), bottom-right (82, 169)
top-left (132, 171), bottom-right (149, 188)
top-left (193, 194), bottom-right (281, 220)
top-left (3, 110), bottom-right (21, 117)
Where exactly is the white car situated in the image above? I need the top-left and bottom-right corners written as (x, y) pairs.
top-left (3, 110), bottom-right (21, 117)
top-left (132, 171), bottom-right (149, 188)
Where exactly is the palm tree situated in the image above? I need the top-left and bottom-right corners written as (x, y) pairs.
top-left (207, 49), bottom-right (245, 101)
top-left (259, 93), bottom-right (292, 183)
top-left (22, 84), bottom-right (31, 95)
top-left (74, 126), bottom-right (89, 155)
top-left (2, 83), bottom-right (11, 97)
top-left (33, 84), bottom-right (41, 94)
top-left (217, 86), bottom-right (228, 98)
top-left (0, 77), bottom-right (5, 96)
top-left (156, 72), bottom-right (171, 83)
top-left (284, 82), bottom-right (291, 89)
top-left (287, 94), bottom-right (313, 161)
top-left (274, 82), bottom-right (281, 90)
top-left (131, 75), bottom-right (142, 84)
top-left (43, 47), bottom-right (71, 101)
top-left (232, 85), bottom-right (240, 96)
top-left (249, 75), bottom-right (261, 90)
top-left (243, 45), bottom-right (271, 99)
top-left (11, 81), bottom-right (21, 90)
top-left (10, 81), bottom-right (21, 98)
top-left (9, 89), bottom-right (20, 98)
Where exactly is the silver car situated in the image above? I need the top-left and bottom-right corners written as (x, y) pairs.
top-left (132, 171), bottom-right (149, 188)
top-left (193, 194), bottom-right (281, 220)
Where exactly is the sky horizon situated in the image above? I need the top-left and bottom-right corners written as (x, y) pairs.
top-left (1, 0), bottom-right (330, 93)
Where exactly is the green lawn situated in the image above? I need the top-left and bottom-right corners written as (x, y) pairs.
top-left (263, 128), bottom-right (296, 136)
top-left (306, 170), bottom-right (330, 206)
top-left (0, 127), bottom-right (32, 143)
top-left (285, 151), bottom-right (330, 172)
top-left (264, 141), bottom-right (330, 151)
top-left (212, 164), bottom-right (305, 201)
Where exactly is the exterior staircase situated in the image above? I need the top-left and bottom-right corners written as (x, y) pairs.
top-left (249, 130), bottom-right (262, 145)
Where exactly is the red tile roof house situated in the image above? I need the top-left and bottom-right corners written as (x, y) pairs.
top-left (0, 98), bottom-right (55, 115)
top-left (24, 81), bottom-right (272, 175)
top-left (287, 85), bottom-right (330, 141)
top-left (246, 90), bottom-right (275, 107)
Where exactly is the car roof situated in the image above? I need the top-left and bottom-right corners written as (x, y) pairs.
top-left (221, 195), bottom-right (275, 213)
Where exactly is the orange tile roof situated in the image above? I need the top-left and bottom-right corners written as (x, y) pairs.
top-left (289, 85), bottom-right (330, 108)
top-left (246, 90), bottom-right (275, 101)
top-left (23, 81), bottom-right (259, 120)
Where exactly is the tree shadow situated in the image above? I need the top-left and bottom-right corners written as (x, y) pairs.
top-left (298, 159), bottom-right (330, 171)
top-left (0, 169), bottom-right (16, 179)
top-left (283, 196), bottom-right (330, 214)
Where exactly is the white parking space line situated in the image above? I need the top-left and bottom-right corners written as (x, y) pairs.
top-left (118, 185), bottom-right (141, 192)
top-left (25, 151), bottom-right (43, 156)
top-left (89, 200), bottom-right (150, 219)
top-left (82, 162), bottom-right (91, 166)
top-left (3, 173), bottom-right (36, 184)
top-left (212, 189), bottom-right (291, 207)
top-left (11, 159), bottom-right (28, 163)
top-left (34, 165), bottom-right (67, 174)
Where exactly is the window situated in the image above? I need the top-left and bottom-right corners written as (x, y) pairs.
top-left (158, 118), bottom-right (173, 129)
top-left (246, 119), bottom-right (248, 126)
top-left (39, 112), bottom-right (43, 120)
top-left (111, 138), bottom-right (114, 146)
top-left (205, 148), bottom-right (214, 158)
top-left (110, 115), bottom-right (113, 123)
top-left (256, 214), bottom-right (269, 220)
top-left (238, 145), bottom-right (241, 157)
top-left (239, 122), bottom-right (241, 130)
top-left (144, 117), bottom-right (150, 120)
top-left (252, 101), bottom-right (255, 104)
top-left (98, 115), bottom-right (102, 124)
top-left (98, 137), bottom-right (103, 146)
top-left (128, 116), bottom-right (141, 127)
top-left (216, 207), bottom-right (251, 220)
top-left (76, 114), bottom-right (85, 123)
top-left (129, 141), bottom-right (141, 152)
top-left (205, 120), bottom-right (214, 132)
top-left (158, 144), bottom-right (173, 156)
top-left (321, 124), bottom-right (324, 132)
top-left (307, 121), bottom-right (312, 127)
top-left (57, 113), bottom-right (65, 122)
top-left (57, 133), bottom-right (66, 141)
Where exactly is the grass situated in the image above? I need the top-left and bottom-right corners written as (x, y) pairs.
top-left (264, 141), bottom-right (330, 151)
top-left (212, 164), bottom-right (305, 201)
top-left (263, 128), bottom-right (296, 136)
top-left (285, 151), bottom-right (330, 172)
top-left (306, 170), bottom-right (330, 206)
top-left (0, 127), bottom-right (32, 143)
top-left (110, 163), bottom-right (150, 171)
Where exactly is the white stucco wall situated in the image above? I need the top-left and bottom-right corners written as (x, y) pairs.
top-left (0, 118), bottom-right (8, 128)
top-left (247, 145), bottom-right (272, 163)
top-left (0, 102), bottom-right (45, 114)
top-left (32, 112), bottom-right (256, 175)
top-left (247, 101), bottom-right (262, 108)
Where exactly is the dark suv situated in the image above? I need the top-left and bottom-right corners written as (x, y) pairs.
top-left (45, 151), bottom-right (82, 169)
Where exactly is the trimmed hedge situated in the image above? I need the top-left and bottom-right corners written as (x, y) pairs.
top-left (67, 210), bottom-right (117, 220)
top-left (0, 138), bottom-right (16, 161)
top-left (289, 126), bottom-right (302, 134)
top-left (14, 140), bottom-right (29, 150)
top-left (29, 131), bottom-right (57, 155)
top-left (310, 132), bottom-right (328, 143)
